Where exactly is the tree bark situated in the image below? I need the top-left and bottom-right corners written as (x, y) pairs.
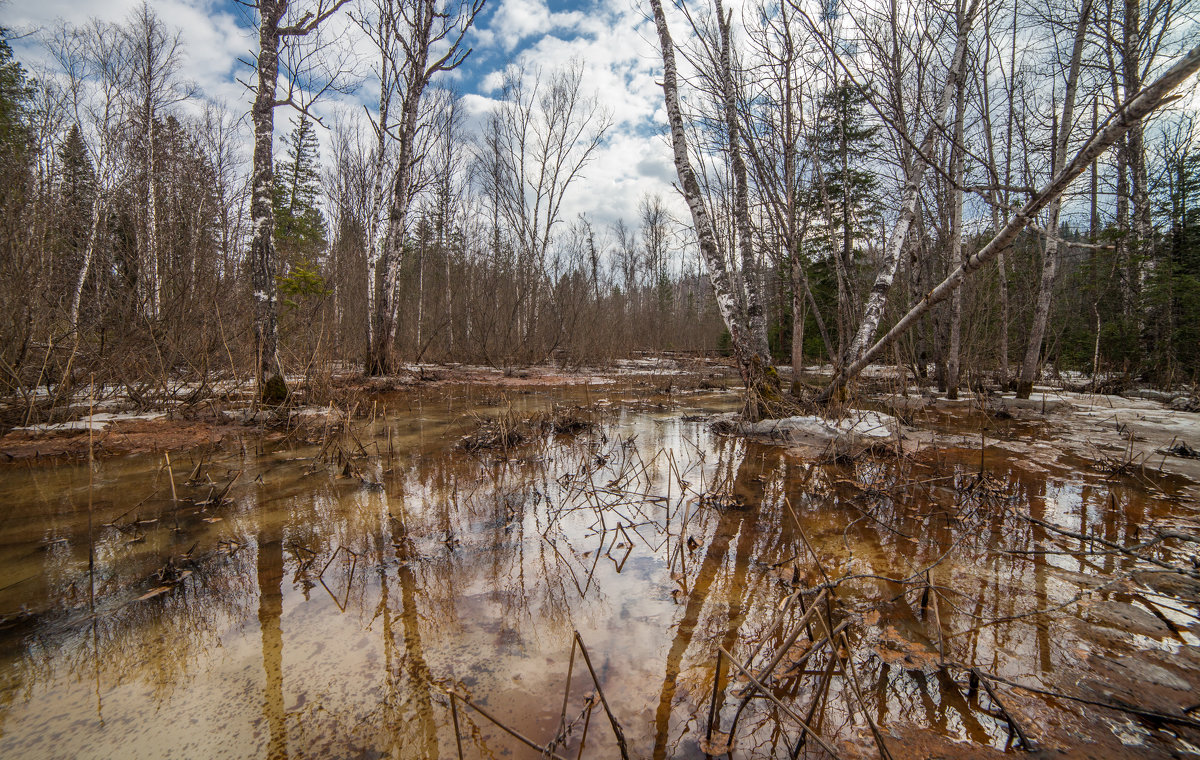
top-left (821, 40), bottom-right (1200, 401)
top-left (649, 0), bottom-right (779, 419)
top-left (1016, 0), bottom-right (1092, 398)
top-left (946, 3), bottom-right (968, 399)
top-left (249, 0), bottom-right (287, 398)
top-left (716, 0), bottom-right (771, 362)
top-left (69, 194), bottom-right (104, 332)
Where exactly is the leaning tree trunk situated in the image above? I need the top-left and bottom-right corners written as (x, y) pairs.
top-left (820, 40), bottom-right (1200, 402)
top-left (69, 193), bottom-right (104, 332)
top-left (840, 0), bottom-right (979, 382)
top-left (249, 0), bottom-right (287, 400)
top-left (1016, 0), bottom-right (1092, 399)
top-left (649, 0), bottom-right (779, 420)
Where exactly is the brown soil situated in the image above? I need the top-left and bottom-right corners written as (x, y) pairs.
top-left (0, 416), bottom-right (252, 463)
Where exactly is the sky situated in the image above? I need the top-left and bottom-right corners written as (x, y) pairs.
top-left (3, 0), bottom-right (683, 232)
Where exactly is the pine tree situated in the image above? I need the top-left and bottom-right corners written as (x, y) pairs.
top-left (0, 30), bottom-right (32, 153)
top-left (273, 115), bottom-right (328, 310)
top-left (0, 29), bottom-right (34, 213)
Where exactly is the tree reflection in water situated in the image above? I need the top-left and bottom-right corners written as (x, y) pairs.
top-left (0, 387), bottom-right (1196, 758)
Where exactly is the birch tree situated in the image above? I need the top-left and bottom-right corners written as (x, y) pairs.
top-left (490, 63), bottom-right (609, 361)
top-left (244, 0), bottom-right (351, 400)
top-left (837, 0), bottom-right (980, 373)
top-left (1015, 0), bottom-right (1093, 398)
top-left (121, 2), bottom-right (193, 322)
top-left (650, 0), bottom-right (785, 419)
top-left (50, 21), bottom-right (126, 333)
top-left (822, 41), bottom-right (1200, 400)
top-left (368, 0), bottom-right (483, 375)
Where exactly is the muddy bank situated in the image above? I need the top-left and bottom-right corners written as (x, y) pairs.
top-left (0, 359), bottom-right (739, 462)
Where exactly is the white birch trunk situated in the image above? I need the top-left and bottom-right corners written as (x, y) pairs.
top-left (69, 193), bottom-right (105, 331)
top-left (1016, 0), bottom-right (1092, 398)
top-left (822, 40), bottom-right (1200, 401)
top-left (249, 0), bottom-right (285, 393)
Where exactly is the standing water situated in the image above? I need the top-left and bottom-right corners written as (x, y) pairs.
top-left (0, 382), bottom-right (1197, 758)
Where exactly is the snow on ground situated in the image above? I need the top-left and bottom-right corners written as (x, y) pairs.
top-left (14, 411), bottom-right (168, 433)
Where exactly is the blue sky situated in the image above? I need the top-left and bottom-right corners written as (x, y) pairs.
top-left (4, 0), bottom-right (683, 231)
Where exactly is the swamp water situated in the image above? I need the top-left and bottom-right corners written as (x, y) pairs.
top-left (0, 383), bottom-right (1198, 759)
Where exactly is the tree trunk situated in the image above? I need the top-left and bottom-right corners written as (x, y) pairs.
top-left (841, 0), bottom-right (978, 374)
top-left (1016, 0), bottom-right (1092, 399)
top-left (946, 11), bottom-right (968, 400)
top-left (649, 0), bottom-right (779, 419)
top-left (371, 0), bottom-right (439, 375)
top-left (69, 194), bottom-right (104, 331)
top-left (790, 262), bottom-right (805, 382)
top-left (717, 0), bottom-right (772, 366)
top-left (144, 112), bottom-right (161, 320)
top-left (821, 39), bottom-right (1200, 401)
top-left (364, 3), bottom-right (394, 374)
top-left (250, 0), bottom-right (286, 400)
top-left (1125, 0), bottom-right (1150, 320)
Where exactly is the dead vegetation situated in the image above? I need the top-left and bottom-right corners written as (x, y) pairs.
top-left (458, 403), bottom-right (601, 454)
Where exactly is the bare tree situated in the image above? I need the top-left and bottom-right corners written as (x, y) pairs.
top-left (49, 21), bottom-right (127, 332)
top-left (368, 0), bottom-right (483, 375)
top-left (1016, 0), bottom-right (1094, 398)
top-left (836, 0), bottom-right (981, 374)
top-left (945, 1), bottom-right (971, 399)
top-left (651, 0), bottom-right (784, 418)
top-left (121, 2), bottom-right (194, 321)
top-left (491, 62), bottom-right (610, 360)
top-left (823, 40), bottom-right (1200, 399)
top-left (242, 0), bottom-right (352, 399)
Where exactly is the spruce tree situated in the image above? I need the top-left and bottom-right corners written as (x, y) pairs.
top-left (273, 115), bottom-right (327, 266)
top-left (0, 30), bottom-right (32, 153)
top-left (805, 81), bottom-right (881, 262)
top-left (273, 115), bottom-right (328, 309)
top-left (57, 124), bottom-right (97, 259)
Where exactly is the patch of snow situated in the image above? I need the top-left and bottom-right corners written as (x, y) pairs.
top-left (14, 411), bottom-right (168, 433)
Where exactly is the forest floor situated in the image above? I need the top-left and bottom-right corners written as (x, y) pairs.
top-left (3, 357), bottom-right (1197, 475)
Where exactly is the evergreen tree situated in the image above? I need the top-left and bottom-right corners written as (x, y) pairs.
top-left (273, 115), bottom-right (327, 267)
top-left (273, 115), bottom-right (328, 310)
top-left (1145, 131), bottom-right (1200, 381)
top-left (0, 29), bottom-right (34, 213)
top-left (804, 81), bottom-right (881, 261)
top-left (0, 30), bottom-right (33, 153)
top-left (56, 124), bottom-right (97, 261)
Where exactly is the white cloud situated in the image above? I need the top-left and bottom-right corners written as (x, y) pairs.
top-left (5, 0), bottom-right (693, 241)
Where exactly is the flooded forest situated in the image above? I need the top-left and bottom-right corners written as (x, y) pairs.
top-left (2, 0), bottom-right (1200, 757)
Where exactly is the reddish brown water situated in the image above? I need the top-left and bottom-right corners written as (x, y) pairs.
top-left (0, 383), bottom-right (1197, 758)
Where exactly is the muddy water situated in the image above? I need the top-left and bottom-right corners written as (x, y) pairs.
top-left (1, 384), bottom-right (1198, 759)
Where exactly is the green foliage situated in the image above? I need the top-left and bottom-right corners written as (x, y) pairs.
top-left (716, 328), bottom-right (732, 356)
top-left (56, 124), bottom-right (97, 255)
top-left (279, 261), bottom-right (329, 310)
top-left (0, 30), bottom-right (33, 153)
top-left (273, 115), bottom-right (327, 266)
top-left (802, 81), bottom-right (882, 260)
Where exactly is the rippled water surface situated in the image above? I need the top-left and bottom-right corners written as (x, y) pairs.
top-left (1, 383), bottom-right (1197, 759)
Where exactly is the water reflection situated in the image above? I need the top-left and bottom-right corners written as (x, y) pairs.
top-left (0, 386), bottom-right (1196, 758)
